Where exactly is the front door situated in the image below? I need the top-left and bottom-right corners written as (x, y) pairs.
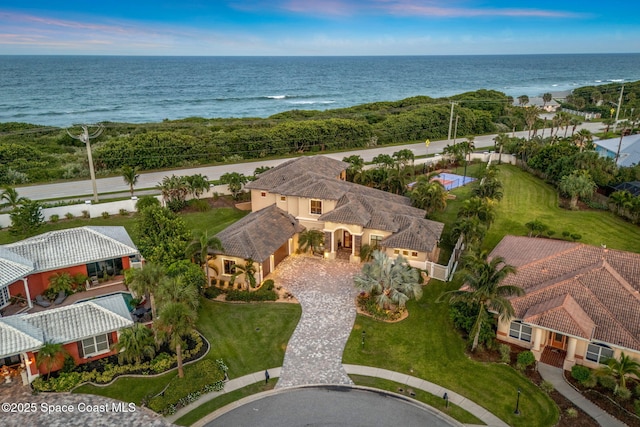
top-left (343, 231), bottom-right (352, 248)
top-left (550, 332), bottom-right (566, 350)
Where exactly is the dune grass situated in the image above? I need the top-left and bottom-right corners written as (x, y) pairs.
top-left (343, 278), bottom-right (559, 427)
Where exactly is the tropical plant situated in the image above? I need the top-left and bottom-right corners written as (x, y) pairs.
top-left (153, 301), bottom-right (197, 378)
top-left (185, 231), bottom-right (223, 287)
top-left (598, 352), bottom-right (640, 390)
top-left (410, 176), bottom-right (447, 216)
top-left (125, 262), bottom-right (165, 319)
top-left (608, 190), bottom-right (634, 215)
top-left (36, 342), bottom-right (69, 379)
top-left (438, 251), bottom-right (522, 351)
top-left (230, 259), bottom-right (258, 290)
top-left (493, 133), bottom-right (509, 164)
top-left (517, 95), bottom-right (529, 106)
top-left (523, 106), bottom-right (542, 140)
top-left (358, 243), bottom-right (376, 262)
top-left (135, 205), bottom-right (191, 265)
top-left (156, 174), bottom-right (189, 211)
top-left (525, 219), bottom-right (548, 237)
top-left (9, 200), bottom-right (44, 236)
top-left (451, 216), bottom-right (487, 249)
top-left (542, 92), bottom-right (552, 107)
top-left (0, 186), bottom-right (27, 210)
top-left (220, 172), bottom-right (248, 201)
top-left (186, 173), bottom-right (209, 199)
top-left (343, 155), bottom-right (365, 182)
top-left (47, 272), bottom-right (74, 297)
top-left (458, 196), bottom-right (496, 227)
top-left (354, 251), bottom-right (422, 310)
top-left (112, 323), bottom-right (156, 364)
top-left (297, 229), bottom-right (324, 255)
top-left (558, 171), bottom-right (596, 210)
top-left (459, 137), bottom-right (475, 181)
top-left (156, 275), bottom-right (200, 312)
top-left (121, 165), bottom-right (140, 197)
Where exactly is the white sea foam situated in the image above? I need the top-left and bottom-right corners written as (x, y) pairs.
top-left (608, 79), bottom-right (624, 82)
top-left (288, 100), bottom-right (335, 105)
top-left (266, 95), bottom-right (286, 99)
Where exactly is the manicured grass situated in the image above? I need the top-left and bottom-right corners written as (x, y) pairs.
top-left (73, 370), bottom-right (175, 405)
top-left (343, 279), bottom-right (559, 427)
top-left (174, 381), bottom-right (276, 426)
top-left (349, 375), bottom-right (484, 425)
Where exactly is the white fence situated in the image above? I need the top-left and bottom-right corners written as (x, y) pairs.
top-left (413, 235), bottom-right (465, 282)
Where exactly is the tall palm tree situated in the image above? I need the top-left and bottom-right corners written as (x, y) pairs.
top-left (459, 138), bottom-right (475, 182)
top-left (451, 216), bottom-right (487, 249)
top-left (156, 275), bottom-right (200, 312)
top-left (524, 106), bottom-right (542, 140)
top-left (121, 165), bottom-right (140, 197)
top-left (572, 129), bottom-right (593, 152)
top-left (608, 190), bottom-right (633, 216)
top-left (36, 342), bottom-right (69, 379)
top-left (410, 176), bottom-right (447, 216)
top-left (185, 231), bottom-right (223, 287)
top-left (439, 252), bottom-right (522, 351)
top-left (186, 174), bottom-right (209, 199)
top-left (154, 301), bottom-right (197, 378)
top-left (112, 323), bottom-right (156, 364)
top-left (0, 186), bottom-right (27, 210)
top-left (458, 196), bottom-right (496, 227)
top-left (493, 133), bottom-right (509, 165)
top-left (125, 262), bottom-right (165, 320)
top-left (598, 352), bottom-right (640, 389)
top-left (354, 251), bottom-right (422, 310)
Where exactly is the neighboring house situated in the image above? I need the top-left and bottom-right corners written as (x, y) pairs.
top-left (518, 97), bottom-right (560, 112)
top-left (594, 133), bottom-right (640, 167)
top-left (0, 294), bottom-right (133, 383)
top-left (490, 236), bottom-right (640, 370)
top-left (212, 156), bottom-right (444, 284)
top-left (0, 226), bottom-right (142, 309)
top-left (612, 181), bottom-right (640, 197)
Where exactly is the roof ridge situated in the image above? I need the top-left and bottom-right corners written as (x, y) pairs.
top-left (516, 241), bottom-right (583, 270)
top-left (83, 226), bottom-right (136, 251)
top-left (523, 259), bottom-right (603, 294)
top-left (0, 317), bottom-right (44, 346)
top-left (601, 259), bottom-right (640, 304)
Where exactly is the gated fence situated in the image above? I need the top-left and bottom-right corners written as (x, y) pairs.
top-left (422, 235), bottom-right (465, 281)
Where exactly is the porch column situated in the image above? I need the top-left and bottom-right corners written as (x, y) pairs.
top-left (353, 234), bottom-right (362, 257)
top-left (566, 337), bottom-right (577, 362)
top-left (22, 278), bottom-right (32, 309)
top-left (533, 328), bottom-right (543, 352)
top-left (324, 231), bottom-right (332, 256)
top-left (270, 254), bottom-right (275, 273)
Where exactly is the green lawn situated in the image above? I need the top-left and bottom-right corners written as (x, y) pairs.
top-left (342, 279), bottom-right (559, 427)
top-left (73, 370), bottom-right (176, 405)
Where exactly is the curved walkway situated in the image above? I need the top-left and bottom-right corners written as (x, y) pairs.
top-left (270, 256), bottom-right (361, 388)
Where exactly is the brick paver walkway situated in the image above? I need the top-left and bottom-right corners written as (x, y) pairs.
top-left (271, 255), bottom-right (361, 388)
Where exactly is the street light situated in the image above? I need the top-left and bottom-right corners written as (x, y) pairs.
top-left (514, 388), bottom-right (521, 415)
top-left (361, 330), bottom-right (366, 349)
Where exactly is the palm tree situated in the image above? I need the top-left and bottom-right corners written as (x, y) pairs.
top-left (558, 172), bottom-right (596, 210)
top-left (354, 251), bottom-right (422, 310)
top-left (220, 172), bottom-right (248, 201)
top-left (451, 216), bottom-right (487, 249)
top-left (186, 174), bottom-right (209, 199)
top-left (493, 133), bottom-right (509, 165)
top-left (156, 275), bottom-right (200, 312)
top-left (524, 106), bottom-right (542, 140)
top-left (185, 231), bottom-right (223, 287)
top-left (0, 186), bottom-right (27, 210)
top-left (230, 259), bottom-right (257, 290)
top-left (608, 190), bottom-right (633, 216)
top-left (517, 95), bottom-right (529, 106)
top-left (410, 177), bottom-right (447, 216)
top-left (121, 165), bottom-right (140, 197)
top-left (385, 166), bottom-right (408, 195)
top-left (458, 196), bottom-right (496, 227)
top-left (343, 155), bottom-right (365, 182)
top-left (598, 352), bottom-right (640, 390)
top-left (542, 92), bottom-right (552, 107)
top-left (154, 301), bottom-right (197, 378)
top-left (125, 262), bottom-right (165, 320)
top-left (36, 342), bottom-right (69, 379)
top-left (112, 323), bottom-right (156, 364)
top-left (572, 129), bottom-right (593, 152)
top-left (297, 229), bottom-right (324, 255)
top-left (459, 137), bottom-right (475, 181)
top-left (439, 252), bottom-right (522, 351)
top-left (157, 175), bottom-right (189, 210)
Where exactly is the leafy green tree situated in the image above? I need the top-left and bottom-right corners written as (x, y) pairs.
top-left (135, 205), bottom-right (191, 265)
top-left (372, 154), bottom-right (395, 169)
top-left (598, 352), bottom-right (640, 390)
top-left (493, 133), bottom-right (509, 165)
top-left (121, 165), bottom-right (140, 197)
top-left (185, 231), bottom-right (223, 286)
top-left (517, 95), bottom-right (529, 106)
top-left (125, 262), bottom-right (165, 319)
top-left (439, 251), bottom-right (522, 351)
top-left (135, 195), bottom-right (161, 212)
top-left (523, 106), bottom-right (542, 140)
top-left (36, 342), bottom-right (69, 379)
top-left (186, 174), bottom-right (209, 199)
top-left (112, 323), bottom-right (156, 365)
top-left (154, 301), bottom-right (197, 378)
top-left (525, 219), bottom-right (548, 237)
top-left (354, 251), bottom-right (422, 310)
top-left (608, 190), bottom-right (634, 216)
top-left (166, 260), bottom-right (207, 294)
top-left (9, 200), bottom-right (44, 236)
top-left (542, 92), bottom-right (552, 107)
top-left (459, 137), bottom-right (475, 181)
top-left (558, 171), bottom-right (596, 210)
top-left (297, 229), bottom-right (324, 255)
top-left (410, 176), bottom-right (447, 216)
top-left (220, 172), bottom-right (248, 201)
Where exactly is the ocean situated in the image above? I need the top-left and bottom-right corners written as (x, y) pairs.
top-left (1, 54), bottom-right (639, 127)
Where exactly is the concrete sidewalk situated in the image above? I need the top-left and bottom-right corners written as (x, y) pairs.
top-left (538, 364), bottom-right (627, 427)
top-left (167, 365), bottom-right (509, 427)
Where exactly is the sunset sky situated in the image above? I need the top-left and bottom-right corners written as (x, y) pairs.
top-left (1, 1), bottom-right (638, 55)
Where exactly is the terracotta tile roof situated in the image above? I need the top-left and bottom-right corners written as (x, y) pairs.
top-left (380, 217), bottom-right (444, 253)
top-left (492, 236), bottom-right (640, 351)
top-left (215, 205), bottom-right (305, 262)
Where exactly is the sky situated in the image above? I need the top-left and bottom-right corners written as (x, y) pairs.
top-left (0, 1), bottom-right (639, 56)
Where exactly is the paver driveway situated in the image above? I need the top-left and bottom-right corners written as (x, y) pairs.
top-left (271, 255), bottom-right (361, 388)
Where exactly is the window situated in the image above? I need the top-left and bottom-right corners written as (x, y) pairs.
top-left (223, 259), bottom-right (236, 275)
top-left (310, 200), bottom-right (322, 215)
top-left (402, 250), bottom-right (409, 256)
top-left (81, 334), bottom-right (110, 358)
top-left (280, 196), bottom-right (286, 201)
top-left (0, 286), bottom-right (9, 307)
top-left (370, 235), bottom-right (382, 248)
top-left (509, 321), bottom-right (532, 342)
top-left (261, 192), bottom-right (267, 197)
top-left (393, 249), bottom-right (400, 255)
top-left (586, 343), bottom-right (614, 364)
top-left (411, 251), bottom-right (419, 257)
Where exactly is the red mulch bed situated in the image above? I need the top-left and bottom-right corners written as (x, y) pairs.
top-left (469, 346), bottom-right (599, 426)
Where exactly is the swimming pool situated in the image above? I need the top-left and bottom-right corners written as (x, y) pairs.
top-left (75, 291), bottom-right (136, 312)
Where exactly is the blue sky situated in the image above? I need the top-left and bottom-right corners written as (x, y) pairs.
top-left (1, 1), bottom-right (638, 55)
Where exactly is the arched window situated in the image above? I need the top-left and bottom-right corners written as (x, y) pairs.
top-left (509, 321), bottom-right (532, 342)
top-left (586, 342), bottom-right (614, 364)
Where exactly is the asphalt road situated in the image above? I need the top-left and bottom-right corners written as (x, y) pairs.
top-left (205, 386), bottom-right (461, 427)
top-left (15, 121), bottom-right (604, 202)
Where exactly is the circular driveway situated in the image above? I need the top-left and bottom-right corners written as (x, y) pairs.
top-left (205, 386), bottom-right (461, 427)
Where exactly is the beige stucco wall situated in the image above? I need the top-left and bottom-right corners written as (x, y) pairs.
top-left (250, 190), bottom-right (277, 212)
top-left (362, 229), bottom-right (391, 247)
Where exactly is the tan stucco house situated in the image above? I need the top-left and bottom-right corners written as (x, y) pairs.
top-left (211, 155), bottom-right (444, 284)
top-left (491, 236), bottom-right (640, 370)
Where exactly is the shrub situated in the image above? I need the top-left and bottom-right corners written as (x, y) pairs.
top-left (498, 344), bottom-right (511, 364)
top-left (225, 287), bottom-right (277, 302)
top-left (598, 375), bottom-right (617, 391)
top-left (49, 214), bottom-right (59, 223)
top-left (119, 208), bottom-right (129, 216)
top-left (261, 279), bottom-right (275, 291)
top-left (101, 211), bottom-right (110, 219)
top-left (571, 365), bottom-right (592, 382)
top-left (570, 233), bottom-right (582, 241)
top-left (634, 399), bottom-right (640, 417)
top-left (65, 212), bottom-right (74, 219)
top-left (150, 353), bottom-right (174, 374)
top-left (540, 380), bottom-right (554, 394)
top-left (582, 375), bottom-right (597, 388)
top-left (636, 383), bottom-right (640, 398)
top-left (516, 351), bottom-right (536, 370)
top-left (136, 195), bottom-right (160, 211)
top-left (82, 210), bottom-right (90, 218)
top-left (204, 286), bottom-right (223, 300)
top-left (565, 407), bottom-right (578, 418)
top-left (615, 386), bottom-right (632, 401)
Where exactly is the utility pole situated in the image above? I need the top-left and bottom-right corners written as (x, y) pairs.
top-left (67, 124), bottom-right (104, 203)
top-left (613, 85), bottom-right (624, 133)
top-left (453, 115), bottom-right (459, 144)
top-left (447, 102), bottom-right (456, 140)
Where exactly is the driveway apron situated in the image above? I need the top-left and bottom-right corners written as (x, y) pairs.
top-left (272, 256), bottom-right (361, 388)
